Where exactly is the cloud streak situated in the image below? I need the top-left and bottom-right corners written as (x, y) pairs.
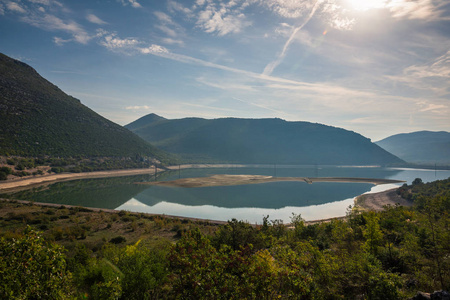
top-left (6, 1), bottom-right (26, 13)
top-left (263, 0), bottom-right (323, 75)
top-left (119, 0), bottom-right (141, 9)
top-left (86, 13), bottom-right (107, 25)
top-left (1, 0), bottom-right (92, 44)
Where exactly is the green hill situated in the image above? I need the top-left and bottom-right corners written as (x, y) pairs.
top-left (126, 114), bottom-right (404, 165)
top-left (376, 131), bottom-right (450, 165)
top-left (0, 53), bottom-right (167, 162)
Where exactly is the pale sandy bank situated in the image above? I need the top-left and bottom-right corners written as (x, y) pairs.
top-left (355, 188), bottom-right (413, 212)
top-left (137, 174), bottom-right (404, 188)
top-left (0, 168), bottom-right (156, 192)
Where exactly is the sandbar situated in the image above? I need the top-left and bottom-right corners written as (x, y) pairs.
top-left (136, 174), bottom-right (404, 188)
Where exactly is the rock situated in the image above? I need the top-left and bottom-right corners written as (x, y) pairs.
top-left (431, 291), bottom-right (450, 300)
top-left (412, 291), bottom-right (450, 300)
top-left (411, 292), bottom-right (430, 300)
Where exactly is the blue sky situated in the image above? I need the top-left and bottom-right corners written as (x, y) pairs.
top-left (1, 0), bottom-right (449, 140)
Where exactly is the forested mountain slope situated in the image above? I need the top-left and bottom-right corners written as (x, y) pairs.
top-left (0, 53), bottom-right (166, 161)
top-left (126, 114), bottom-right (404, 165)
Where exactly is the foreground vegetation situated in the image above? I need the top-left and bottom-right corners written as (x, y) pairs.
top-left (0, 178), bottom-right (448, 299)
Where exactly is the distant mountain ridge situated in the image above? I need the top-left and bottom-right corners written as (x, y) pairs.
top-left (0, 53), bottom-right (165, 161)
top-left (126, 114), bottom-right (404, 165)
top-left (376, 131), bottom-right (450, 165)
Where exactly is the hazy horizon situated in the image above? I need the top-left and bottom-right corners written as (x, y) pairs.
top-left (1, 0), bottom-right (449, 141)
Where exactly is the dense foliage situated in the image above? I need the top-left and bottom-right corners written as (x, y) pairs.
top-left (0, 53), bottom-right (171, 164)
top-left (0, 226), bottom-right (73, 299)
top-left (125, 113), bottom-right (404, 165)
top-left (0, 178), bottom-right (449, 299)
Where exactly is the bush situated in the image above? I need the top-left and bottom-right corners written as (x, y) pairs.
top-left (110, 236), bottom-right (126, 244)
top-left (0, 227), bottom-right (73, 299)
top-left (0, 166), bottom-right (12, 180)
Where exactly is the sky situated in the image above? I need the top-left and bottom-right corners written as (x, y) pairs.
top-left (0, 0), bottom-right (449, 141)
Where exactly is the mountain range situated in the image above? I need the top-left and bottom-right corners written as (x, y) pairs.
top-left (376, 131), bottom-right (450, 165)
top-left (126, 114), bottom-right (404, 165)
top-left (0, 53), bottom-right (166, 162)
top-left (4, 52), bottom-right (446, 168)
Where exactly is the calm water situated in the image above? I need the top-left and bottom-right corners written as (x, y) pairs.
top-left (4, 166), bottom-right (450, 223)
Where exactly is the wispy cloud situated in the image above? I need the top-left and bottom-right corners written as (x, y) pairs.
top-left (6, 1), bottom-right (26, 13)
top-left (196, 3), bottom-right (251, 36)
top-left (196, 76), bottom-right (255, 92)
top-left (53, 36), bottom-right (70, 46)
top-left (1, 0), bottom-right (91, 44)
top-left (86, 13), bottom-right (107, 25)
top-left (25, 14), bottom-right (91, 44)
top-left (126, 105), bottom-right (152, 110)
top-left (28, 0), bottom-right (55, 5)
top-left (419, 102), bottom-right (448, 113)
top-left (387, 50), bottom-right (450, 96)
top-left (263, 0), bottom-right (323, 75)
top-left (404, 50), bottom-right (450, 79)
top-left (188, 0), bottom-right (252, 36)
top-left (154, 11), bottom-right (176, 24)
top-left (262, 0), bottom-right (315, 18)
top-left (161, 37), bottom-right (184, 46)
top-left (386, 0), bottom-right (445, 20)
top-left (154, 11), bottom-right (185, 46)
top-left (118, 0), bottom-right (141, 9)
top-left (99, 32), bottom-right (140, 52)
top-left (168, 0), bottom-right (192, 15)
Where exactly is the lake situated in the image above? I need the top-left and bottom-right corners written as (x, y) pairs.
top-left (4, 166), bottom-right (450, 223)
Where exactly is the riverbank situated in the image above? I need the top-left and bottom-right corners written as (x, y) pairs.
top-left (0, 164), bottom-right (252, 192)
top-left (354, 187), bottom-right (413, 211)
top-left (0, 168), bottom-right (157, 192)
top-left (355, 188), bottom-right (413, 211)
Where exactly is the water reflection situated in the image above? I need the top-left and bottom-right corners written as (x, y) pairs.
top-left (134, 182), bottom-right (373, 209)
top-left (117, 184), bottom-right (402, 223)
top-left (2, 175), bottom-right (153, 209)
top-left (3, 166), bottom-right (449, 223)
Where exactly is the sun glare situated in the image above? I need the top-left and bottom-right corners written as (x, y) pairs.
top-left (346, 0), bottom-right (387, 11)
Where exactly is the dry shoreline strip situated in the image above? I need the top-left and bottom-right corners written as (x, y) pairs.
top-left (0, 168), bottom-right (156, 193)
top-left (0, 164), bottom-right (246, 192)
top-left (355, 188), bottom-right (413, 212)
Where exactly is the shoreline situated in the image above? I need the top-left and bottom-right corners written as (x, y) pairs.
top-left (0, 166), bottom-right (410, 224)
top-left (354, 187), bottom-right (413, 211)
top-left (0, 187), bottom-right (408, 225)
top-left (0, 168), bottom-right (157, 193)
top-left (0, 164), bottom-right (256, 192)
top-left (138, 174), bottom-right (404, 188)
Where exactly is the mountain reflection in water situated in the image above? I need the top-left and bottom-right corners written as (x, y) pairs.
top-left (4, 166), bottom-right (450, 222)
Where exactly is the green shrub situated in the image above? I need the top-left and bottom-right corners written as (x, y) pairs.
top-left (0, 227), bottom-right (73, 299)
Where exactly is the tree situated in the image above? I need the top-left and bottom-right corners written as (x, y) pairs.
top-left (412, 178), bottom-right (423, 186)
top-left (0, 166), bottom-right (12, 180)
top-left (363, 212), bottom-right (383, 256)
